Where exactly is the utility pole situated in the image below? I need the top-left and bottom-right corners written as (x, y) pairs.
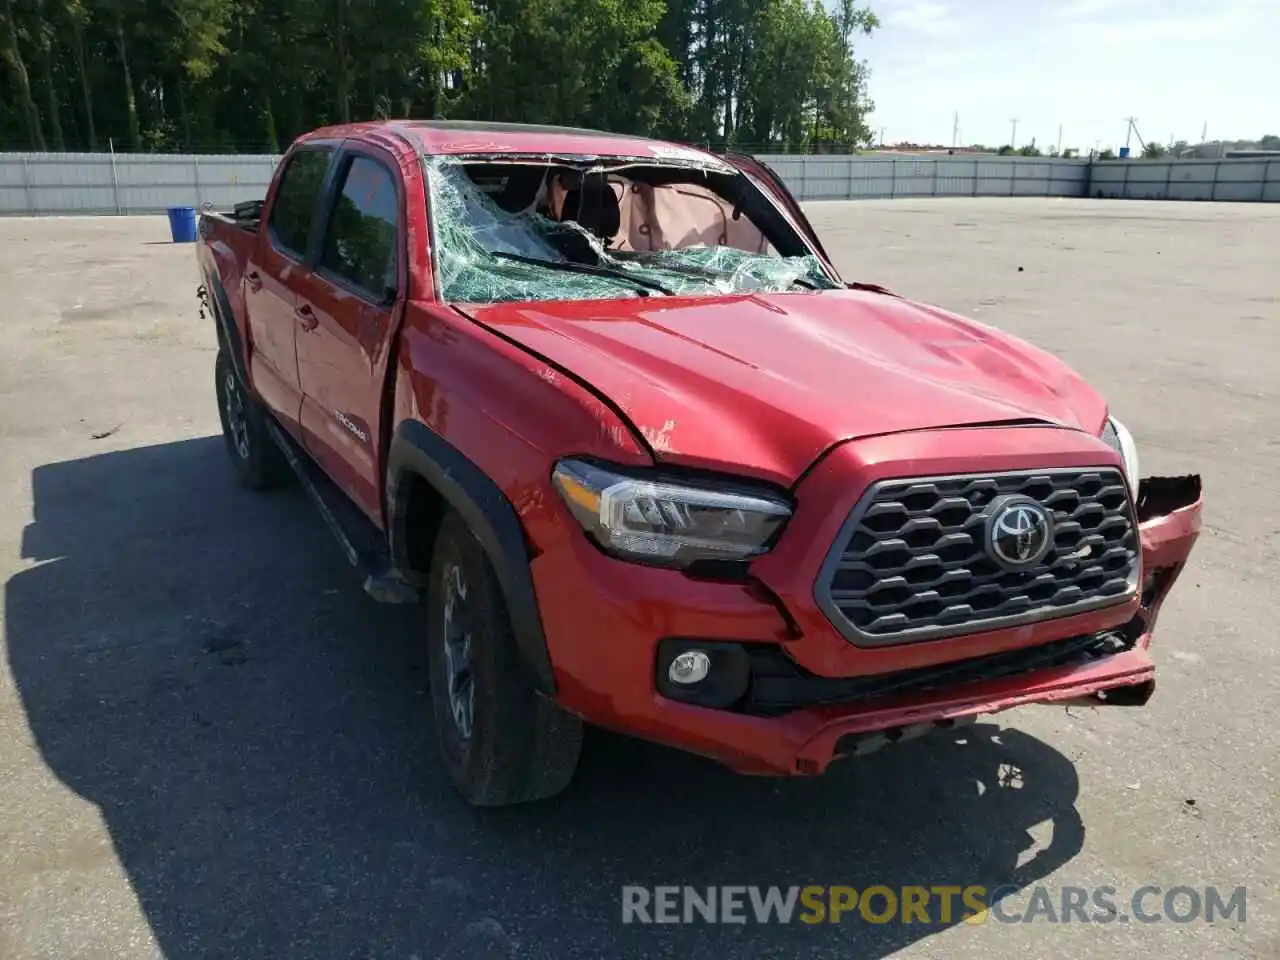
top-left (1057, 124), bottom-right (1063, 155)
top-left (952, 111), bottom-right (959, 148)
top-left (1009, 118), bottom-right (1018, 148)
top-left (879, 126), bottom-right (886, 146)
top-left (1200, 121), bottom-right (1208, 144)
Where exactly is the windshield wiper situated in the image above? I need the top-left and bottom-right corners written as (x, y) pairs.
top-left (490, 250), bottom-right (675, 297)
top-left (614, 250), bottom-right (830, 292)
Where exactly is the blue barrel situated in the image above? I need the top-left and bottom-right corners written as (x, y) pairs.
top-left (166, 206), bottom-right (198, 243)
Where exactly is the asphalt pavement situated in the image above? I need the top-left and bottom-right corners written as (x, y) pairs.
top-left (0, 200), bottom-right (1276, 959)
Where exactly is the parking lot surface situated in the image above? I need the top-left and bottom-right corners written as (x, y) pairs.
top-left (1, 199), bottom-right (1277, 959)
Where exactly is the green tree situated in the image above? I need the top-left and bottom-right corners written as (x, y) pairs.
top-left (0, 0), bottom-right (880, 153)
top-left (65, 0), bottom-right (97, 148)
top-left (1, 0), bottom-right (47, 149)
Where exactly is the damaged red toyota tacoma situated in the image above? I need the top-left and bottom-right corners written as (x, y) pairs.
top-left (196, 120), bottom-right (1203, 806)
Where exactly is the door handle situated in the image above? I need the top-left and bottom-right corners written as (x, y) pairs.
top-left (246, 271), bottom-right (263, 293)
top-left (295, 303), bottom-right (319, 332)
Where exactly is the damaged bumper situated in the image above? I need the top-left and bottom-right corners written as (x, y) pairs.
top-left (781, 473), bottom-right (1202, 773)
top-left (538, 473), bottom-right (1203, 777)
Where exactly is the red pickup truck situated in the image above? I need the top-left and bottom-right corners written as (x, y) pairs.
top-left (196, 119), bottom-right (1203, 807)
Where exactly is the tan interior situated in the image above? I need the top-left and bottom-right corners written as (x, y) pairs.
top-left (609, 180), bottom-right (770, 255)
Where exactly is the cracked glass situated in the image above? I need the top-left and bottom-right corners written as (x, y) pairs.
top-left (424, 157), bottom-right (837, 304)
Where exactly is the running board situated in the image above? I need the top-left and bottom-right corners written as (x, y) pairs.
top-left (265, 420), bottom-right (419, 604)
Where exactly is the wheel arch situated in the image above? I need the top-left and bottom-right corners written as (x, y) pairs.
top-left (387, 419), bottom-right (555, 695)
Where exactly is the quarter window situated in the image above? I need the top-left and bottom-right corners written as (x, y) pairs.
top-left (267, 148), bottom-right (332, 257)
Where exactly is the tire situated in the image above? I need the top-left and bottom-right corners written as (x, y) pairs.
top-left (426, 510), bottom-right (583, 806)
top-left (214, 349), bottom-right (290, 491)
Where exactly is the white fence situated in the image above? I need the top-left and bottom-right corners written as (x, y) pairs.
top-left (758, 154), bottom-right (1090, 200)
top-left (1, 151), bottom-right (1278, 216)
top-left (1088, 157), bottom-right (1280, 202)
top-left (0, 152), bottom-right (281, 215)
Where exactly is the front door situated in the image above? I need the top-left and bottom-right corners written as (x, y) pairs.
top-left (294, 147), bottom-right (405, 526)
top-left (245, 145), bottom-right (334, 435)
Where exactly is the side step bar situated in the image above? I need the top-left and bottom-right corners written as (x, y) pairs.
top-left (265, 420), bottom-right (419, 604)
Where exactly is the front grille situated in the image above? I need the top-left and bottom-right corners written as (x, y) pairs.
top-left (815, 468), bottom-right (1140, 645)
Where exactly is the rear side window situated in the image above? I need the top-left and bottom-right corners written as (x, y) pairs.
top-left (268, 148), bottom-right (332, 257)
top-left (318, 156), bottom-right (400, 300)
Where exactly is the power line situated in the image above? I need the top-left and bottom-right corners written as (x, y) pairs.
top-left (1124, 117), bottom-right (1147, 154)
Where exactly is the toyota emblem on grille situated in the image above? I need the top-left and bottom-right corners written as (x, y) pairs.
top-left (985, 496), bottom-right (1054, 569)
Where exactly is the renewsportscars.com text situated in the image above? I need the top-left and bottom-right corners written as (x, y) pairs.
top-left (621, 884), bottom-right (1247, 926)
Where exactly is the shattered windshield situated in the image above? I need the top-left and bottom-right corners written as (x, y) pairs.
top-left (424, 157), bottom-right (838, 304)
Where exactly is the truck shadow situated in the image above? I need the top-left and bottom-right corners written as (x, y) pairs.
top-left (6, 437), bottom-right (1086, 959)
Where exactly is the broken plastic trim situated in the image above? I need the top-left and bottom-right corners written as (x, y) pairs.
top-left (423, 156), bottom-right (838, 305)
top-left (444, 150), bottom-right (738, 175)
top-left (1135, 474), bottom-right (1202, 523)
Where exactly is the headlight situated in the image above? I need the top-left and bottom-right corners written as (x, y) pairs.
top-left (1101, 416), bottom-right (1140, 499)
top-left (551, 458), bottom-right (792, 567)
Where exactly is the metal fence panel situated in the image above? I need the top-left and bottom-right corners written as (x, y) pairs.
top-left (936, 175), bottom-right (977, 196)
top-left (1088, 158), bottom-right (1274, 202)
top-left (1171, 162), bottom-right (1218, 182)
top-left (975, 177), bottom-right (1012, 195)
top-left (754, 154), bottom-right (1090, 201)
top-left (0, 152), bottom-right (281, 215)
top-left (1214, 180), bottom-right (1263, 202)
top-left (1087, 165), bottom-right (1127, 184)
top-left (3, 151), bottom-right (1278, 215)
top-left (1217, 161), bottom-right (1266, 182)
top-left (1012, 177), bottom-right (1049, 196)
top-left (1167, 180), bottom-right (1214, 202)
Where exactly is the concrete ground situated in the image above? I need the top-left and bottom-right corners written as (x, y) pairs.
top-left (0, 199), bottom-right (1276, 959)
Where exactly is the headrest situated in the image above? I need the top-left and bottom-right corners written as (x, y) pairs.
top-left (561, 174), bottom-right (621, 243)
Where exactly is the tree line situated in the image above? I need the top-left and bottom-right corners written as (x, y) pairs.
top-left (0, 0), bottom-right (879, 154)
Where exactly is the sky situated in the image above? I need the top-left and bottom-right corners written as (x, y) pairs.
top-left (856, 0), bottom-right (1279, 151)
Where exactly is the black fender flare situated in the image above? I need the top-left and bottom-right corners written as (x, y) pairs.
top-left (386, 419), bottom-right (555, 694)
top-left (201, 267), bottom-right (251, 389)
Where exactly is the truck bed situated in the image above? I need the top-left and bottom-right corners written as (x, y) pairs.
top-left (201, 199), bottom-right (263, 234)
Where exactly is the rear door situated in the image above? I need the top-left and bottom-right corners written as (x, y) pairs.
top-left (722, 152), bottom-right (838, 276)
top-left (293, 144), bottom-right (405, 526)
top-left (246, 144), bottom-right (335, 434)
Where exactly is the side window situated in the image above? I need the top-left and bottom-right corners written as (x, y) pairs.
top-left (318, 156), bottom-right (400, 301)
top-left (267, 148), bottom-right (332, 257)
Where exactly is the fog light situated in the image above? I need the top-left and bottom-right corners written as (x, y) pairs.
top-left (668, 650), bottom-right (711, 685)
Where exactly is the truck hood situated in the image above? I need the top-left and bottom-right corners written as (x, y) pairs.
top-left (461, 288), bottom-right (1108, 485)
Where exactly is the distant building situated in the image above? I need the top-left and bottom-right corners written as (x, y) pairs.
top-left (1178, 140), bottom-right (1265, 160)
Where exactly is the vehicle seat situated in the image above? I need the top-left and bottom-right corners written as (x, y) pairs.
top-left (491, 167), bottom-right (546, 214)
top-left (561, 174), bottom-right (622, 244)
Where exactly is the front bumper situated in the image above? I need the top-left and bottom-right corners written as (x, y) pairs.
top-left (531, 428), bottom-right (1202, 776)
